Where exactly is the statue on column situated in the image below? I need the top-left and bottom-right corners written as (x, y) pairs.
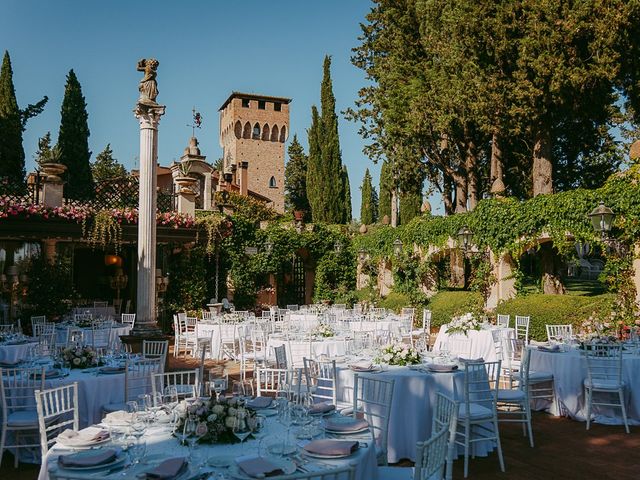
top-left (137, 58), bottom-right (160, 106)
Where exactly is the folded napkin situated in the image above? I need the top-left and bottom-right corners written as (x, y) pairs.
top-left (103, 410), bottom-right (133, 425)
top-left (58, 449), bottom-right (117, 468)
top-left (245, 396), bottom-right (273, 409)
top-left (538, 345), bottom-right (561, 352)
top-left (303, 439), bottom-right (359, 456)
top-left (324, 417), bottom-right (369, 432)
top-left (145, 457), bottom-right (188, 480)
top-left (309, 402), bottom-right (336, 414)
top-left (427, 364), bottom-right (458, 372)
top-left (458, 357), bottom-right (484, 364)
top-left (348, 362), bottom-right (372, 372)
top-left (32, 368), bottom-right (59, 379)
top-left (236, 455), bottom-right (284, 478)
top-left (529, 340), bottom-right (547, 347)
top-left (57, 427), bottom-right (110, 446)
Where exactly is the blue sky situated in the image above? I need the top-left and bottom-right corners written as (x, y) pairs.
top-left (1, 0), bottom-right (433, 218)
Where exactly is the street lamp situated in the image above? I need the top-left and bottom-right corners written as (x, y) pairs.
top-left (334, 240), bottom-right (343, 253)
top-left (457, 226), bottom-right (473, 252)
top-left (588, 201), bottom-right (615, 238)
top-left (393, 239), bottom-right (403, 256)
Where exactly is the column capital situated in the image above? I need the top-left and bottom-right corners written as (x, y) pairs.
top-left (134, 103), bottom-right (166, 128)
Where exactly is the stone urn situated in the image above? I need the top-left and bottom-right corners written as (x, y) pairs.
top-left (174, 176), bottom-right (198, 194)
top-left (39, 162), bottom-right (67, 182)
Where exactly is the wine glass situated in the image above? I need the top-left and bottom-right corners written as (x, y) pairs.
top-left (233, 412), bottom-right (251, 452)
top-left (163, 386), bottom-right (179, 407)
top-left (251, 415), bottom-right (268, 456)
top-left (210, 377), bottom-right (227, 401)
top-left (231, 380), bottom-right (245, 400)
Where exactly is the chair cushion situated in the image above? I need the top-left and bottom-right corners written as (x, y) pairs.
top-left (584, 379), bottom-right (625, 391)
top-left (378, 466), bottom-right (414, 480)
top-left (515, 371), bottom-right (553, 382)
top-left (7, 409), bottom-right (39, 427)
top-left (497, 389), bottom-right (526, 402)
top-left (458, 403), bottom-right (494, 420)
top-left (102, 402), bottom-right (127, 413)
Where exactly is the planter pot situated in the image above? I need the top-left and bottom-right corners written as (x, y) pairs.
top-left (40, 162), bottom-right (67, 182)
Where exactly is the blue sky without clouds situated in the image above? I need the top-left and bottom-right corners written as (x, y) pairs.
top-left (0, 1), bottom-right (438, 217)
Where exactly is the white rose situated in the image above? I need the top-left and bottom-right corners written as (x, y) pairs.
top-left (212, 405), bottom-right (225, 414)
top-left (207, 414), bottom-right (217, 422)
top-left (73, 358), bottom-right (81, 365)
top-left (224, 416), bottom-right (236, 428)
top-left (228, 407), bottom-right (237, 416)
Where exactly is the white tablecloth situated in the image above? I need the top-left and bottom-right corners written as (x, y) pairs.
top-left (0, 340), bottom-right (38, 364)
top-left (434, 325), bottom-right (513, 362)
top-left (197, 322), bottom-right (242, 359)
top-left (39, 408), bottom-right (378, 480)
top-left (268, 336), bottom-right (352, 367)
top-left (72, 306), bottom-right (116, 318)
top-left (529, 347), bottom-right (640, 425)
top-left (55, 325), bottom-right (131, 347)
top-left (337, 365), bottom-right (496, 463)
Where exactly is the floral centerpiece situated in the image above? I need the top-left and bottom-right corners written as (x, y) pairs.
top-left (446, 312), bottom-right (482, 335)
top-left (221, 313), bottom-right (242, 323)
top-left (61, 345), bottom-right (98, 368)
top-left (375, 343), bottom-right (421, 366)
top-left (312, 323), bottom-right (335, 338)
top-left (174, 396), bottom-right (257, 444)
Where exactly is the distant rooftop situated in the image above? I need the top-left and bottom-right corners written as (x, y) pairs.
top-left (218, 92), bottom-right (292, 111)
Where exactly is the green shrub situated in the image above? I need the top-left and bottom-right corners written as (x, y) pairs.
top-left (377, 292), bottom-right (411, 313)
top-left (428, 291), bottom-right (484, 329)
top-left (496, 293), bottom-right (615, 341)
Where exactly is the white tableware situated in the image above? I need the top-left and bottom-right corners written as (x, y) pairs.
top-left (227, 457), bottom-right (295, 479)
top-left (56, 451), bottom-right (126, 472)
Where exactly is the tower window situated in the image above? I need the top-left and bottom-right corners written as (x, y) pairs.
top-left (242, 99), bottom-right (250, 108)
top-left (258, 100), bottom-right (266, 110)
top-left (269, 176), bottom-right (277, 188)
top-left (252, 123), bottom-right (261, 139)
top-left (274, 102), bottom-right (282, 112)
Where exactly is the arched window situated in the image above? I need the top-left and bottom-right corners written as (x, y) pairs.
top-left (252, 123), bottom-right (261, 139)
top-left (279, 125), bottom-right (287, 143)
top-left (270, 125), bottom-right (279, 141)
top-left (262, 123), bottom-right (270, 141)
top-left (242, 122), bottom-right (251, 139)
top-left (234, 121), bottom-right (242, 139)
top-left (269, 176), bottom-right (277, 188)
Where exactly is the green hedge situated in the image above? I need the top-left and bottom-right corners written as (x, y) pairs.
top-left (495, 293), bottom-right (615, 341)
top-left (428, 291), bottom-right (483, 329)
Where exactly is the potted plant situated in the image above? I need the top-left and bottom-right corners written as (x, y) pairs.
top-left (174, 160), bottom-right (198, 193)
top-left (36, 133), bottom-right (67, 181)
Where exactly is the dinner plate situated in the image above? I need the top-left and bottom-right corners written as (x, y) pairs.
top-left (58, 436), bottom-right (111, 449)
top-left (325, 426), bottom-right (370, 435)
top-left (57, 451), bottom-right (126, 471)
top-left (227, 458), bottom-right (295, 479)
top-left (303, 450), bottom-right (355, 459)
top-left (208, 455), bottom-right (235, 467)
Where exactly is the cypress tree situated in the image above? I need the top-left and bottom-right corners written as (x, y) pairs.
top-left (0, 51), bottom-right (25, 184)
top-left (58, 69), bottom-right (93, 199)
top-left (284, 134), bottom-right (311, 217)
top-left (92, 144), bottom-right (127, 182)
top-left (306, 106), bottom-right (323, 222)
top-left (378, 160), bottom-right (392, 221)
top-left (399, 171), bottom-right (424, 225)
top-left (360, 168), bottom-right (377, 225)
top-left (341, 164), bottom-right (352, 223)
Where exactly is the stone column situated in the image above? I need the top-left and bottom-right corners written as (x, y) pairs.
top-left (203, 173), bottom-right (212, 210)
top-left (390, 188), bottom-right (398, 227)
top-left (132, 103), bottom-right (165, 336)
top-left (43, 239), bottom-right (57, 263)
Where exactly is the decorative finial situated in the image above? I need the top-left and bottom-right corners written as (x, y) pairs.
top-left (136, 58), bottom-right (160, 106)
top-left (187, 107), bottom-right (203, 137)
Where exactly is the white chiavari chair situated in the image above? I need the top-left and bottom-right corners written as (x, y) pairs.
top-left (352, 374), bottom-right (395, 465)
top-left (378, 427), bottom-right (449, 480)
top-left (30, 315), bottom-right (46, 334)
top-left (515, 315), bottom-right (530, 343)
top-left (583, 343), bottom-right (629, 433)
top-left (274, 465), bottom-right (356, 480)
top-left (142, 339), bottom-right (168, 368)
top-left (497, 345), bottom-right (534, 447)
top-left (455, 361), bottom-right (505, 478)
top-left (546, 324), bottom-right (572, 342)
top-left (151, 369), bottom-right (200, 401)
top-left (35, 382), bottom-right (79, 459)
top-left (101, 357), bottom-right (163, 414)
top-left (496, 314), bottom-right (510, 328)
top-left (0, 366), bottom-right (46, 466)
top-left (0, 324), bottom-right (14, 334)
top-left (121, 313), bottom-right (136, 327)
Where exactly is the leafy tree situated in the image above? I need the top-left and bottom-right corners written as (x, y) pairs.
top-left (341, 164), bottom-right (352, 223)
top-left (378, 159), bottom-right (392, 221)
top-left (307, 56), bottom-right (349, 224)
top-left (0, 51), bottom-right (25, 183)
top-left (58, 69), bottom-right (94, 199)
top-left (399, 172), bottom-right (423, 225)
top-left (91, 144), bottom-right (127, 182)
top-left (284, 134), bottom-right (310, 217)
top-left (360, 168), bottom-right (377, 224)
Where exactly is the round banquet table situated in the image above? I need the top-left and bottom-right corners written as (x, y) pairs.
top-left (197, 322), bottom-right (245, 360)
top-left (336, 364), bottom-right (497, 463)
top-left (40, 407), bottom-right (378, 480)
top-left (434, 325), bottom-right (513, 362)
top-left (0, 339), bottom-right (38, 365)
top-left (529, 347), bottom-right (640, 425)
top-left (268, 336), bottom-right (352, 367)
top-left (289, 313), bottom-right (321, 330)
top-left (349, 320), bottom-right (403, 335)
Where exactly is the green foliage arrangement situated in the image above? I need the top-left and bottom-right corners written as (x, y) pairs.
top-left (427, 291), bottom-right (484, 330)
top-left (83, 209), bottom-right (122, 253)
top-left (165, 246), bottom-right (210, 314)
top-left (215, 191), bottom-right (277, 223)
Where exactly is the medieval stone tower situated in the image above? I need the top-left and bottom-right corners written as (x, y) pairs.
top-left (219, 92), bottom-right (291, 212)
